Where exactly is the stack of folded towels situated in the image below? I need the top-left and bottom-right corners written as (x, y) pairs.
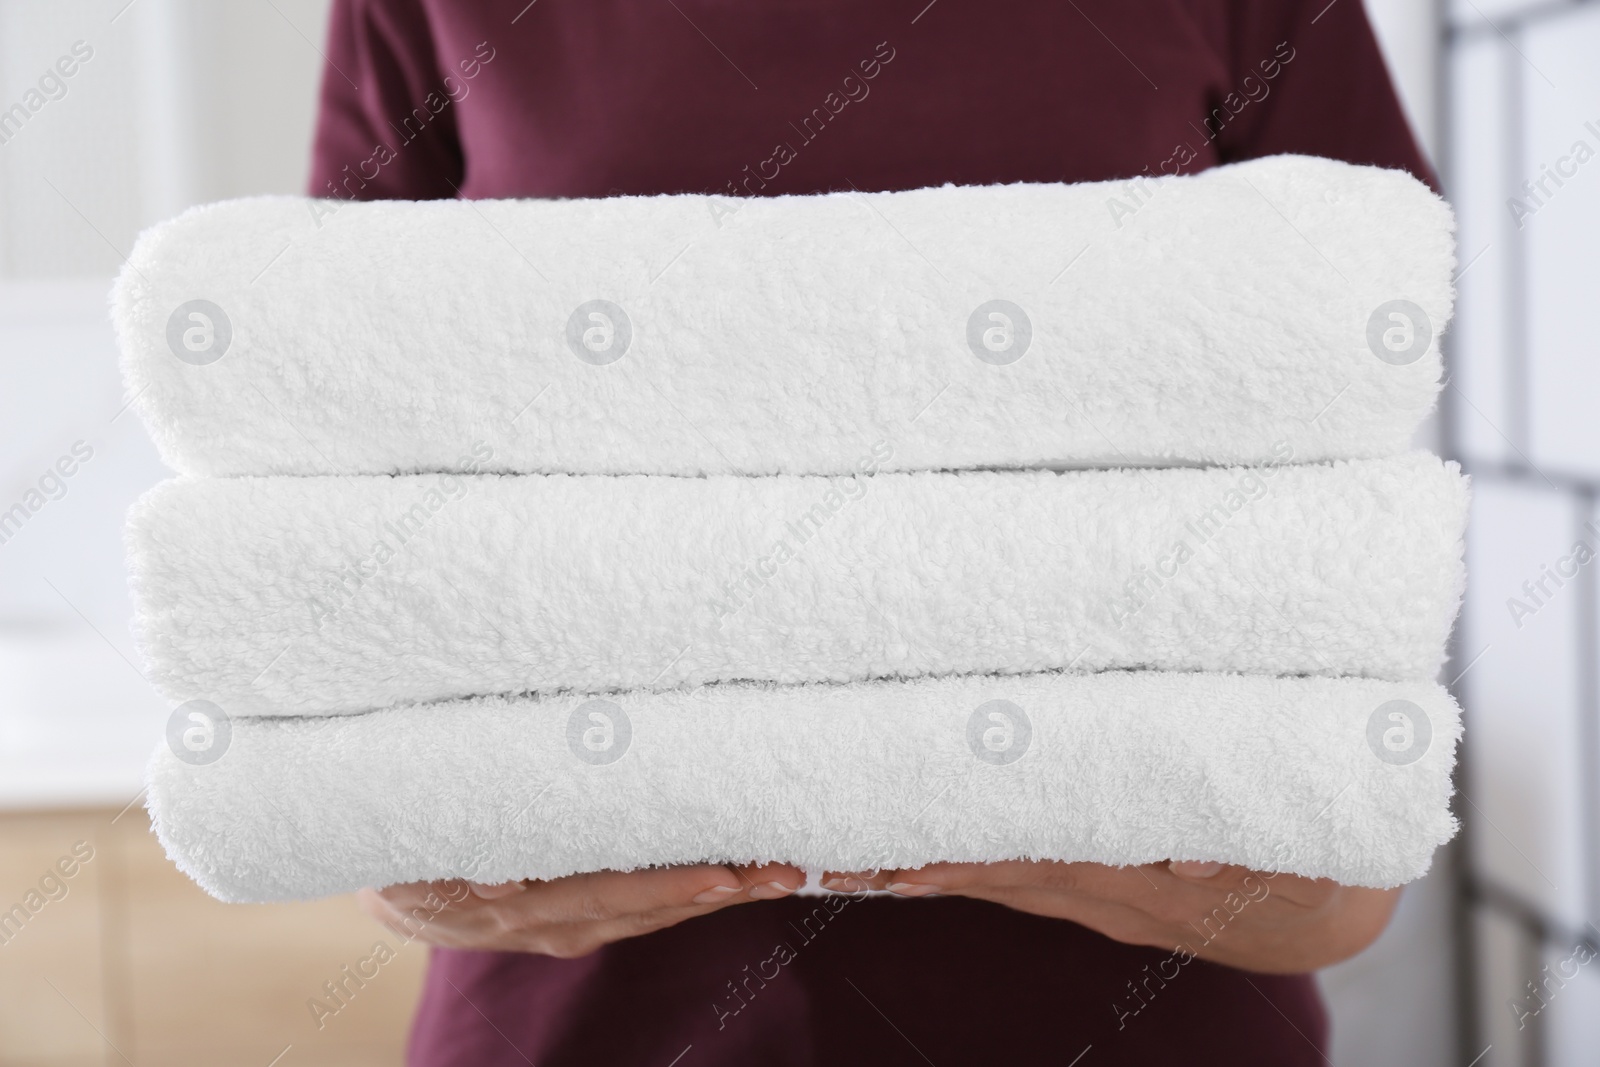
top-left (114, 154), bottom-right (1467, 903)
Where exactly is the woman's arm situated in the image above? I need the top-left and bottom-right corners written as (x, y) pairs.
top-left (1210, 0), bottom-right (1437, 188)
top-left (309, 0), bottom-right (463, 200)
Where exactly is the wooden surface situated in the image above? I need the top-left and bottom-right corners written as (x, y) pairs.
top-left (0, 806), bottom-right (425, 1066)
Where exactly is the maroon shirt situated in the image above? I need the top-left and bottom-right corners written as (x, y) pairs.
top-left (309, 2), bottom-right (1431, 1064)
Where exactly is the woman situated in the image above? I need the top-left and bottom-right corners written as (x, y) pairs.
top-left (311, 1), bottom-right (1434, 1062)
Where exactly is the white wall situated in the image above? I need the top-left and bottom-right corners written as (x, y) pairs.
top-left (0, 0), bottom-right (332, 804)
top-left (0, 0), bottom-right (330, 276)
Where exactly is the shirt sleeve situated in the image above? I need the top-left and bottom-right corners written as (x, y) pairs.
top-left (308, 0), bottom-right (463, 200)
top-left (1211, 0), bottom-right (1438, 190)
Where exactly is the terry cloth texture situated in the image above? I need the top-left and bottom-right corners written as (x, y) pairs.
top-left (145, 670), bottom-right (1462, 902)
top-left (112, 154), bottom-right (1453, 478)
top-left (126, 453), bottom-right (1468, 717)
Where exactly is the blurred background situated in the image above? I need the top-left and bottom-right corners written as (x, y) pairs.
top-left (0, 0), bottom-right (1595, 1063)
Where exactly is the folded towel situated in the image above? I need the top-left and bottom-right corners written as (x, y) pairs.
top-left (113, 155), bottom-right (1452, 478)
top-left (146, 670), bottom-right (1461, 901)
top-left (128, 453), bottom-right (1467, 717)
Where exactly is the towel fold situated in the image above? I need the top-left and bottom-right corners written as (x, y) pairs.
top-left (127, 453), bottom-right (1467, 717)
top-left (146, 670), bottom-right (1461, 902)
top-left (113, 155), bottom-right (1452, 479)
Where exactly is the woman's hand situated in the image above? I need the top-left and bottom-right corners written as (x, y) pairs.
top-left (358, 862), bottom-right (806, 958)
top-left (824, 860), bottom-right (1399, 973)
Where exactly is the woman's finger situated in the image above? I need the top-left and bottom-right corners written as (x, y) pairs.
top-left (819, 870), bottom-right (891, 892)
top-left (502, 862), bottom-right (803, 923)
top-left (880, 860), bottom-right (1231, 908)
top-left (1167, 860), bottom-right (1226, 880)
top-left (522, 866), bottom-right (744, 920)
top-left (727, 862), bottom-right (808, 900)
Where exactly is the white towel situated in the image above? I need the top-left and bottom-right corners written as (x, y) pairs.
top-left (126, 454), bottom-right (1467, 717)
top-left (113, 155), bottom-right (1453, 479)
top-left (145, 670), bottom-right (1461, 902)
